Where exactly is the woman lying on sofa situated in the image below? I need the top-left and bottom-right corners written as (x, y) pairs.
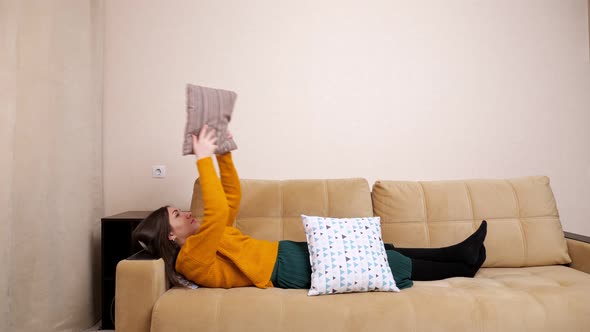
top-left (133, 125), bottom-right (487, 290)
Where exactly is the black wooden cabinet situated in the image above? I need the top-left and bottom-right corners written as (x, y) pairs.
top-left (100, 211), bottom-right (150, 330)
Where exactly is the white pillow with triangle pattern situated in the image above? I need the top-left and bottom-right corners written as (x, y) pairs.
top-left (301, 215), bottom-right (400, 296)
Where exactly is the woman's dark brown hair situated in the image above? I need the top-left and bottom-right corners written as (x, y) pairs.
top-left (131, 206), bottom-right (184, 287)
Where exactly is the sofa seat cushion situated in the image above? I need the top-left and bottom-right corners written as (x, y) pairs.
top-left (151, 266), bottom-right (590, 332)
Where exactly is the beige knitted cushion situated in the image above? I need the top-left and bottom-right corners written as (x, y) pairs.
top-left (372, 176), bottom-right (571, 267)
top-left (183, 84), bottom-right (238, 155)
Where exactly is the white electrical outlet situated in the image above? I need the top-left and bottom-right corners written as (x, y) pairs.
top-left (152, 165), bottom-right (166, 178)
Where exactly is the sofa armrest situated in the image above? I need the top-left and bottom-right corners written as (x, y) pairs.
top-left (565, 232), bottom-right (590, 274)
top-left (115, 251), bottom-right (168, 332)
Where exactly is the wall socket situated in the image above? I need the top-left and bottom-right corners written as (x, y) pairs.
top-left (152, 165), bottom-right (166, 178)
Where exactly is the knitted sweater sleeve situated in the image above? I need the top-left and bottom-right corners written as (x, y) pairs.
top-left (215, 152), bottom-right (241, 227)
top-left (181, 157), bottom-right (229, 264)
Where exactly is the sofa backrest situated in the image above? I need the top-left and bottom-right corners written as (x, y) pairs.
top-left (372, 176), bottom-right (571, 267)
top-left (191, 175), bottom-right (571, 268)
top-left (191, 178), bottom-right (374, 242)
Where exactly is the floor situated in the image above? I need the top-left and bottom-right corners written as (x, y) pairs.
top-left (82, 321), bottom-right (114, 332)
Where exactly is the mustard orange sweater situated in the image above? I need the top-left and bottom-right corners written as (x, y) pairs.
top-left (175, 153), bottom-right (279, 288)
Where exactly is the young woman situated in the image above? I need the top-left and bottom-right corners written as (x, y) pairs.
top-left (133, 125), bottom-right (487, 289)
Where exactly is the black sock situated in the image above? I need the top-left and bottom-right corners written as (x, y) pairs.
top-left (386, 220), bottom-right (487, 265)
top-left (471, 244), bottom-right (486, 275)
top-left (410, 244), bottom-right (487, 281)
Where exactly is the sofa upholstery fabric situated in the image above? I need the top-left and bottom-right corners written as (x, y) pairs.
top-left (567, 238), bottom-right (590, 274)
top-left (148, 266), bottom-right (590, 332)
top-left (191, 178), bottom-right (375, 241)
top-left (372, 176), bottom-right (571, 267)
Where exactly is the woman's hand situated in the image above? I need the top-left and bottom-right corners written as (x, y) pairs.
top-left (212, 129), bottom-right (234, 156)
top-left (192, 124), bottom-right (218, 160)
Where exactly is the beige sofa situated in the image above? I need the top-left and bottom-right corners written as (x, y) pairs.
top-left (116, 176), bottom-right (590, 332)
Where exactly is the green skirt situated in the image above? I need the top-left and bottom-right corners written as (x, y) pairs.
top-left (270, 240), bottom-right (413, 290)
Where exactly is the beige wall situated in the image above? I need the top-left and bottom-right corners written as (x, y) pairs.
top-left (104, 0), bottom-right (590, 235)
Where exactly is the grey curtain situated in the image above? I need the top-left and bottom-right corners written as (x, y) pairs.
top-left (0, 0), bottom-right (104, 331)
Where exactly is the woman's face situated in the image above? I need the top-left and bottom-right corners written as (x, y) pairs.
top-left (167, 206), bottom-right (201, 246)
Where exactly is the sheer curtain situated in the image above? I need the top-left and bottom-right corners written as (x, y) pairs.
top-left (0, 0), bottom-right (104, 331)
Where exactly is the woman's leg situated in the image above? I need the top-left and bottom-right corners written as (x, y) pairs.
top-left (409, 245), bottom-right (486, 280)
top-left (385, 220), bottom-right (487, 265)
top-left (274, 221), bottom-right (488, 288)
top-left (272, 241), bottom-right (312, 289)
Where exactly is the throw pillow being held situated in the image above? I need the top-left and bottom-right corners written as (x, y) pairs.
top-left (183, 84), bottom-right (238, 155)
